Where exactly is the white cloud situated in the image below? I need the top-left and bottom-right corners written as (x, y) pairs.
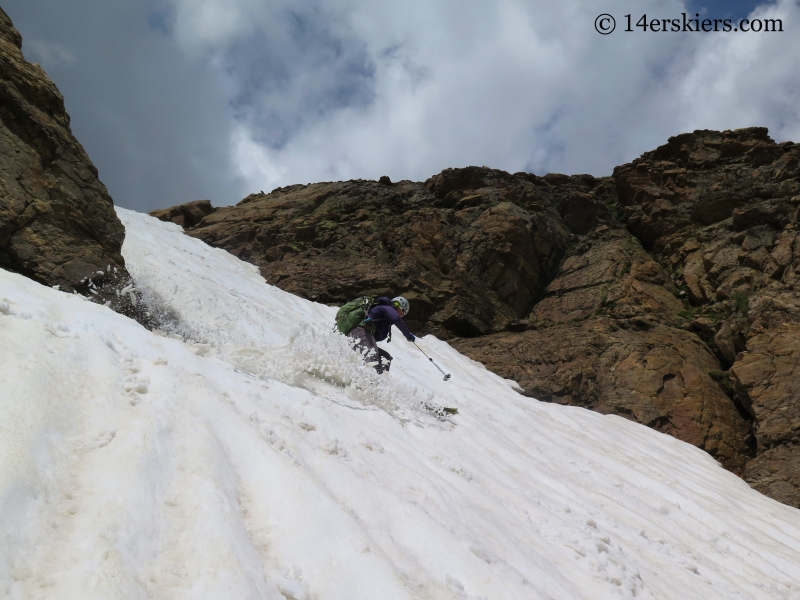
top-left (166, 0), bottom-right (706, 190)
top-left (11, 0), bottom-right (794, 210)
top-left (678, 0), bottom-right (800, 142)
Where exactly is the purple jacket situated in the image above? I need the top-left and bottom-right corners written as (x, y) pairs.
top-left (367, 297), bottom-right (414, 342)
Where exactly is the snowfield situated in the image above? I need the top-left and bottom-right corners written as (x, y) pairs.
top-left (1, 208), bottom-right (800, 600)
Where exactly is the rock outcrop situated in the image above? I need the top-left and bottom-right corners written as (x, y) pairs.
top-left (610, 127), bottom-right (800, 504)
top-left (0, 9), bottom-right (147, 323)
top-left (152, 128), bottom-right (800, 508)
top-left (158, 169), bottom-right (617, 336)
top-left (149, 199), bottom-right (216, 228)
top-left (733, 324), bottom-right (800, 505)
top-left (452, 222), bottom-right (755, 475)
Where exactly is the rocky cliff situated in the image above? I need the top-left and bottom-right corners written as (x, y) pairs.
top-left (0, 9), bottom-right (147, 323)
top-left (152, 128), bottom-right (800, 508)
top-left (165, 169), bottom-right (616, 336)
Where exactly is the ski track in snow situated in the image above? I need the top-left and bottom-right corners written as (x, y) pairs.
top-left (0, 207), bottom-right (798, 599)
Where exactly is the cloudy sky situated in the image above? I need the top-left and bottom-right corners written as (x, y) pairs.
top-left (3, 0), bottom-right (798, 212)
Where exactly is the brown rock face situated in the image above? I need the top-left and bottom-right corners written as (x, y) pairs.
top-left (732, 324), bottom-right (800, 503)
top-left (156, 127), bottom-right (800, 507)
top-left (0, 9), bottom-right (144, 321)
top-left (451, 224), bottom-right (754, 474)
top-left (612, 127), bottom-right (800, 504)
top-left (614, 128), bottom-right (799, 249)
top-left (180, 168), bottom-right (616, 337)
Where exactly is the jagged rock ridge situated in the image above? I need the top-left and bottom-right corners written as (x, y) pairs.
top-left (168, 169), bottom-right (616, 337)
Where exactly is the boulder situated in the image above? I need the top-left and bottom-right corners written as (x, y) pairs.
top-left (149, 199), bottom-right (216, 228)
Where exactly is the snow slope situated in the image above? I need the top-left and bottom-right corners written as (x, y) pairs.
top-left (1, 207), bottom-right (799, 599)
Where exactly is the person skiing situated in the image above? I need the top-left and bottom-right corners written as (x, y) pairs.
top-left (336, 296), bottom-right (415, 373)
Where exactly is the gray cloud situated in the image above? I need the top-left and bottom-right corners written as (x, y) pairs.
top-left (2, 0), bottom-right (793, 213)
top-left (3, 0), bottom-right (248, 212)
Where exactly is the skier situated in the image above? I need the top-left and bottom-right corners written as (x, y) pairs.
top-left (335, 296), bottom-right (415, 373)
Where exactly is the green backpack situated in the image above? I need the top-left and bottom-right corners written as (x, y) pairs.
top-left (335, 296), bottom-right (375, 335)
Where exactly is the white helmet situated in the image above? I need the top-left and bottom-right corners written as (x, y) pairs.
top-left (391, 296), bottom-right (410, 315)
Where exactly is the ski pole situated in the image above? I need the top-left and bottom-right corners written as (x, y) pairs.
top-left (414, 341), bottom-right (451, 381)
